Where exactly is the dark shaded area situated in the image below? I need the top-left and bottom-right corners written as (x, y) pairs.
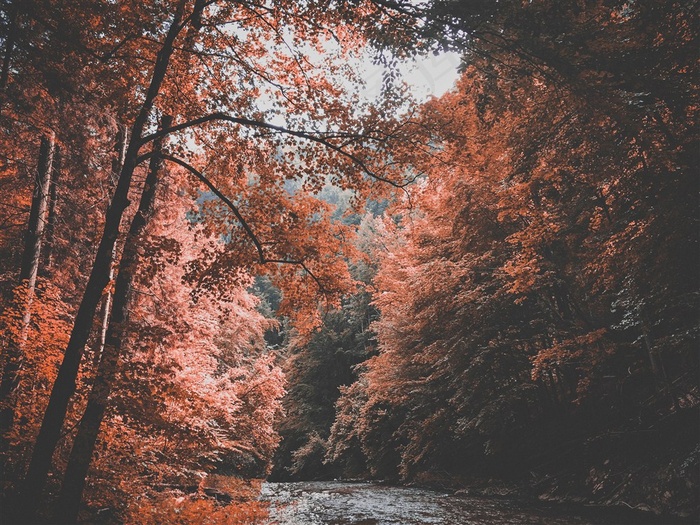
top-left (273, 1), bottom-right (698, 521)
top-left (270, 292), bottom-right (377, 481)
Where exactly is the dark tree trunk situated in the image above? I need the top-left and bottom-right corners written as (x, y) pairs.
top-left (0, 132), bottom-right (55, 411)
top-left (94, 128), bottom-right (128, 367)
top-left (54, 115), bottom-right (171, 524)
top-left (0, 132), bottom-right (55, 483)
top-left (19, 134), bottom-right (55, 288)
top-left (13, 4), bottom-right (188, 521)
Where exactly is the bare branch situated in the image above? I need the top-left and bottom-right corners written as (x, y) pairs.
top-left (139, 112), bottom-right (411, 189)
top-left (155, 152), bottom-right (328, 292)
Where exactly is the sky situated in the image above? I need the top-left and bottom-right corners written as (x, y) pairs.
top-left (362, 51), bottom-right (462, 101)
top-left (260, 46), bottom-right (462, 127)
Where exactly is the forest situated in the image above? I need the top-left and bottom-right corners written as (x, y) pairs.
top-left (0, 0), bottom-right (697, 524)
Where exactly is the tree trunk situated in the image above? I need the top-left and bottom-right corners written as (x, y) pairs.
top-left (0, 132), bottom-right (55, 409)
top-left (54, 115), bottom-right (171, 524)
top-left (13, 4), bottom-right (187, 520)
top-left (19, 133), bottom-right (55, 315)
top-left (640, 318), bottom-right (678, 411)
top-left (94, 128), bottom-right (128, 367)
top-left (94, 247), bottom-right (116, 367)
top-left (43, 145), bottom-right (61, 270)
top-left (0, 3), bottom-right (17, 92)
top-left (0, 132), bottom-right (55, 484)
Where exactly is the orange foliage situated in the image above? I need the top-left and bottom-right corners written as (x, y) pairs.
top-left (328, 3), bottom-right (698, 478)
top-left (126, 494), bottom-right (269, 525)
top-left (77, 188), bottom-right (286, 515)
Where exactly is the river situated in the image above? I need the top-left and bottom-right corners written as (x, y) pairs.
top-left (260, 481), bottom-right (660, 525)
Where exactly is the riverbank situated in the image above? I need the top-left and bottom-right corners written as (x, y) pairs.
top-left (401, 417), bottom-right (696, 523)
top-left (377, 404), bottom-right (692, 524)
top-left (441, 480), bottom-right (695, 525)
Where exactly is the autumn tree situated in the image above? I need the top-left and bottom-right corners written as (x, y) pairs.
top-left (328, 2), bottom-right (697, 513)
top-left (1, 0), bottom-right (433, 522)
top-left (71, 179), bottom-right (284, 522)
top-left (0, 133), bottom-right (55, 442)
top-left (1, 45), bottom-right (126, 504)
top-left (54, 114), bottom-right (173, 522)
top-left (271, 286), bottom-right (377, 481)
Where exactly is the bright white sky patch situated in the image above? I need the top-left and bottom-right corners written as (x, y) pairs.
top-left (362, 51), bottom-right (462, 101)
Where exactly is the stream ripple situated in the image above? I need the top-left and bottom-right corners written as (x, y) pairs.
top-left (260, 481), bottom-right (641, 525)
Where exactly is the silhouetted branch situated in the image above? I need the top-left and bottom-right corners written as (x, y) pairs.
top-left (147, 152), bottom-right (327, 292)
top-left (140, 112), bottom-right (412, 189)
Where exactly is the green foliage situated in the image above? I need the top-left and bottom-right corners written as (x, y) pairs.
top-left (271, 291), bottom-right (377, 480)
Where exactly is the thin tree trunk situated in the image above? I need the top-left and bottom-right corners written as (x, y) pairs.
top-left (0, 132), bottom-right (54, 409)
top-left (14, 4), bottom-right (187, 521)
top-left (94, 246), bottom-right (116, 367)
top-left (94, 128), bottom-right (128, 367)
top-left (54, 115), bottom-right (171, 525)
top-left (640, 318), bottom-right (678, 411)
top-left (19, 133), bottom-right (55, 324)
top-left (0, 132), bottom-right (55, 484)
top-left (43, 145), bottom-right (61, 271)
top-left (0, 3), bottom-right (17, 92)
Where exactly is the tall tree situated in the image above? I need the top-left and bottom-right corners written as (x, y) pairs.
top-left (3, 0), bottom-right (427, 520)
top-left (53, 115), bottom-right (171, 524)
top-left (81, 179), bottom-right (284, 521)
top-left (0, 133), bottom-right (55, 413)
top-left (14, 5), bottom-right (194, 515)
top-left (0, 132), bottom-right (55, 492)
top-left (328, 3), bottom-right (697, 507)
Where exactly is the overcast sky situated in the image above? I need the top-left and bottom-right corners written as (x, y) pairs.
top-left (362, 51), bottom-right (462, 101)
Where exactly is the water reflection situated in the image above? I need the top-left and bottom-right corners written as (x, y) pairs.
top-left (260, 481), bottom-right (614, 525)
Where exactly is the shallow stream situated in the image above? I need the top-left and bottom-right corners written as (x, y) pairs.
top-left (260, 481), bottom-right (658, 525)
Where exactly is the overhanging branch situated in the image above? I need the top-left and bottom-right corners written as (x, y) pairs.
top-left (153, 152), bottom-right (328, 292)
top-left (139, 112), bottom-right (411, 189)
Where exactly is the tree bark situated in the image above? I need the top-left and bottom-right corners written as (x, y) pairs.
top-left (0, 132), bottom-right (55, 484)
top-left (42, 145), bottom-right (61, 270)
top-left (19, 133), bottom-right (55, 302)
top-left (54, 116), bottom-right (171, 524)
top-left (14, 4), bottom-right (188, 521)
top-left (0, 2), bottom-right (17, 92)
top-left (0, 132), bottom-right (55, 406)
top-left (94, 128), bottom-right (128, 367)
